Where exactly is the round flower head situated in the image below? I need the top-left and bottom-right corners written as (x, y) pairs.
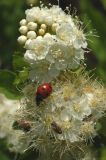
top-left (12, 71), bottom-right (106, 159)
top-left (18, 5), bottom-right (87, 82)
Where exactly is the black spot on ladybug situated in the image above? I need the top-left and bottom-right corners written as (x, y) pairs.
top-left (36, 94), bottom-right (44, 105)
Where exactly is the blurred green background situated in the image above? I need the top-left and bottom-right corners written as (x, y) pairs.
top-left (0, 0), bottom-right (106, 159)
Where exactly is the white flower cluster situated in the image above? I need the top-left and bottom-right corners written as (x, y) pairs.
top-left (0, 94), bottom-right (28, 152)
top-left (0, 94), bottom-right (19, 138)
top-left (14, 3), bottom-right (106, 160)
top-left (14, 72), bottom-right (106, 159)
top-left (45, 79), bottom-right (104, 143)
top-left (18, 5), bottom-right (87, 82)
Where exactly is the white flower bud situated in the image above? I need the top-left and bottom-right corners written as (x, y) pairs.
top-left (27, 31), bottom-right (36, 39)
top-left (52, 23), bottom-right (59, 32)
top-left (20, 19), bottom-right (27, 26)
top-left (38, 29), bottom-right (45, 36)
top-left (25, 39), bottom-right (32, 49)
top-left (19, 26), bottom-right (28, 34)
top-left (17, 36), bottom-right (27, 45)
top-left (41, 24), bottom-right (47, 30)
top-left (27, 22), bottom-right (37, 31)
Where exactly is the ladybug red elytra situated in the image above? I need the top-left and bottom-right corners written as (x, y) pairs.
top-left (36, 83), bottom-right (52, 105)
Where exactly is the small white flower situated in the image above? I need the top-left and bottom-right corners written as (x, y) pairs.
top-left (60, 108), bottom-right (72, 122)
top-left (46, 41), bottom-right (83, 71)
top-left (43, 34), bottom-right (56, 45)
top-left (56, 23), bottom-right (76, 43)
top-left (73, 29), bottom-right (87, 49)
top-left (25, 38), bottom-right (49, 61)
top-left (68, 49), bottom-right (84, 69)
top-left (29, 61), bottom-right (59, 82)
top-left (71, 96), bottom-right (92, 120)
top-left (24, 50), bottom-right (37, 63)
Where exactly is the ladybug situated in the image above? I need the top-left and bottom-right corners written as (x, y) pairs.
top-left (36, 83), bottom-right (52, 105)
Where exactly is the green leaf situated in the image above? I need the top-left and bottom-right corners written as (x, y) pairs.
top-left (0, 70), bottom-right (21, 99)
top-left (99, 117), bottom-right (106, 136)
top-left (80, 0), bottom-right (106, 82)
top-left (100, 147), bottom-right (106, 160)
top-left (13, 52), bottom-right (29, 71)
top-left (101, 0), bottom-right (106, 9)
top-left (0, 151), bottom-right (10, 160)
top-left (0, 70), bottom-right (16, 88)
top-left (0, 87), bottom-right (20, 100)
top-left (14, 67), bottom-right (29, 85)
